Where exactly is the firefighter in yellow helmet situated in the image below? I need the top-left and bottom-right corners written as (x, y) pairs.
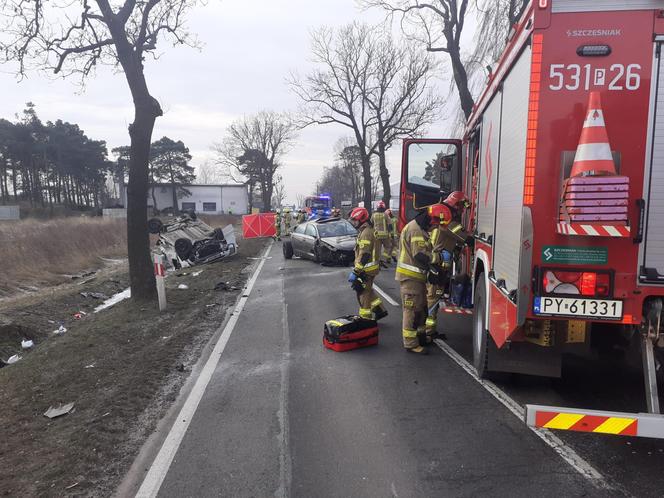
top-left (348, 207), bottom-right (388, 321)
top-left (296, 209), bottom-right (307, 224)
top-left (395, 208), bottom-right (437, 354)
top-left (372, 200), bottom-right (390, 267)
top-left (425, 192), bottom-right (472, 339)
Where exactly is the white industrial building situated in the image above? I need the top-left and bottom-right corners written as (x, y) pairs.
top-left (122, 183), bottom-right (249, 214)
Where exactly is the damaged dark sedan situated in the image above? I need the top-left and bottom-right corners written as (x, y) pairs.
top-left (283, 217), bottom-right (357, 265)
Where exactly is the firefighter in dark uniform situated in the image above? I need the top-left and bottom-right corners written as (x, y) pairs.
top-left (425, 192), bottom-right (472, 339)
top-left (385, 208), bottom-right (398, 262)
top-left (349, 207), bottom-right (388, 321)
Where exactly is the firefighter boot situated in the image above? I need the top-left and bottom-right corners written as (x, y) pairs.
top-left (407, 345), bottom-right (428, 355)
top-left (374, 308), bottom-right (388, 321)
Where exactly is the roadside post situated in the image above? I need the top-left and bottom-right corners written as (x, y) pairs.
top-left (154, 254), bottom-right (167, 311)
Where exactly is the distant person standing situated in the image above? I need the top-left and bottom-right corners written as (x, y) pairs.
top-left (371, 201), bottom-right (390, 267)
top-left (283, 207), bottom-right (292, 235)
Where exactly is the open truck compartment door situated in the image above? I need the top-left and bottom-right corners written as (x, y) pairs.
top-left (641, 39), bottom-right (664, 284)
top-left (399, 138), bottom-right (462, 229)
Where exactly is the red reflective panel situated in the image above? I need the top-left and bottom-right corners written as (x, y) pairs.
top-left (554, 271), bottom-right (581, 284)
top-left (580, 272), bottom-right (597, 296)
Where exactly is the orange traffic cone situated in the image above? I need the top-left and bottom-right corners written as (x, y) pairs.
top-left (570, 91), bottom-right (617, 177)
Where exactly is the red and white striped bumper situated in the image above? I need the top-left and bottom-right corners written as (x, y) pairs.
top-left (526, 404), bottom-right (664, 439)
top-left (557, 222), bottom-right (630, 238)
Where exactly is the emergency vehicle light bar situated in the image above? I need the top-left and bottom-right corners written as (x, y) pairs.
top-left (525, 404), bottom-right (664, 439)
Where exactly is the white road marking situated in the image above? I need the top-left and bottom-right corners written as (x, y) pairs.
top-left (433, 339), bottom-right (612, 491)
top-left (275, 276), bottom-right (292, 498)
top-left (374, 284), bottom-right (613, 491)
top-left (135, 241), bottom-right (274, 498)
top-left (373, 284), bottom-right (399, 307)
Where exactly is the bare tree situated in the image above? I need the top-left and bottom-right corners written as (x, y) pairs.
top-left (295, 193), bottom-right (305, 209)
top-left (0, 0), bottom-right (199, 300)
top-left (271, 174), bottom-right (286, 209)
top-left (213, 111), bottom-right (297, 212)
top-left (196, 160), bottom-right (223, 185)
top-left (362, 0), bottom-right (474, 119)
top-left (364, 32), bottom-right (442, 204)
top-left (289, 23), bottom-right (379, 211)
top-left (467, 0), bottom-right (529, 93)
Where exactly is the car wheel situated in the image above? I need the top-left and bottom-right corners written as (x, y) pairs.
top-left (174, 238), bottom-right (193, 260)
top-left (148, 218), bottom-right (163, 234)
top-left (472, 275), bottom-right (493, 379)
top-left (283, 241), bottom-right (294, 259)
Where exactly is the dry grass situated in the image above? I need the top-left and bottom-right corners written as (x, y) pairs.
top-left (0, 217), bottom-right (127, 297)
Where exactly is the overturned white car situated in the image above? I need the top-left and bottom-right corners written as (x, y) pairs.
top-left (148, 213), bottom-right (237, 269)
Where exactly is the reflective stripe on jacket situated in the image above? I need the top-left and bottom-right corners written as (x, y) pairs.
top-left (372, 211), bottom-right (389, 239)
top-left (355, 224), bottom-right (380, 275)
top-left (395, 219), bottom-right (431, 282)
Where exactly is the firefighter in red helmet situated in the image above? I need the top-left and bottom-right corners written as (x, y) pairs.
top-left (349, 206), bottom-right (388, 321)
top-left (372, 200), bottom-right (390, 267)
top-left (395, 207), bottom-right (439, 354)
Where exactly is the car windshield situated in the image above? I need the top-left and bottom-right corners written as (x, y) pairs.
top-left (316, 220), bottom-right (357, 238)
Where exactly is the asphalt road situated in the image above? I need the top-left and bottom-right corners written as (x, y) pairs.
top-left (142, 241), bottom-right (664, 497)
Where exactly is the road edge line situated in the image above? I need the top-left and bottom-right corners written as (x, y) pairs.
top-left (135, 240), bottom-right (274, 498)
top-left (433, 338), bottom-right (615, 491)
top-left (373, 283), bottom-right (399, 307)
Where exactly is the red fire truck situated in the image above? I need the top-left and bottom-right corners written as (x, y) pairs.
top-left (400, 0), bottom-right (664, 438)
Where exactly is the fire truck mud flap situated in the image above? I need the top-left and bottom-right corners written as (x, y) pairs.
top-left (525, 404), bottom-right (664, 440)
top-left (487, 340), bottom-right (562, 378)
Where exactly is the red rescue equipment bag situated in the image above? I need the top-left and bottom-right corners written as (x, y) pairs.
top-left (323, 315), bottom-right (379, 352)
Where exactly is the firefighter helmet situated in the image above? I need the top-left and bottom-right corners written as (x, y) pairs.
top-left (444, 191), bottom-right (470, 210)
top-left (349, 207), bottom-right (369, 226)
top-left (427, 203), bottom-right (453, 226)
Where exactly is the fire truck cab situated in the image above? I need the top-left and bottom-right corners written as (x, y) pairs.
top-left (400, 0), bottom-right (664, 437)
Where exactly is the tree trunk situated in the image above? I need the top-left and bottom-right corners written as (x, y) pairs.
top-left (126, 100), bottom-right (158, 301)
top-left (447, 42), bottom-right (475, 120)
top-left (377, 139), bottom-right (391, 206)
top-left (361, 153), bottom-right (372, 213)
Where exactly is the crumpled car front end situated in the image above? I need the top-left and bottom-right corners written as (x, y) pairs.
top-left (318, 235), bottom-right (355, 266)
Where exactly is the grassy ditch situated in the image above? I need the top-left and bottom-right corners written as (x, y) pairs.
top-left (0, 218), bottom-right (127, 298)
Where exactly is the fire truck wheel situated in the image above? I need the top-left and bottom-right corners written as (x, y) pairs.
top-left (473, 276), bottom-right (492, 379)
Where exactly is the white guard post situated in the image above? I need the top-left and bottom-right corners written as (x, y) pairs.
top-left (154, 254), bottom-right (167, 311)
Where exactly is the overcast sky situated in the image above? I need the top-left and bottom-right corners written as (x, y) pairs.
top-left (0, 0), bottom-right (473, 204)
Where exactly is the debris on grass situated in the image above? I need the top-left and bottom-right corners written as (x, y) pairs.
top-left (177, 284), bottom-right (189, 290)
top-left (21, 339), bottom-right (34, 349)
top-left (94, 288), bottom-right (131, 313)
top-left (73, 311), bottom-right (88, 320)
top-left (80, 292), bottom-right (109, 300)
top-left (6, 354), bottom-right (22, 364)
top-left (214, 281), bottom-right (239, 291)
top-left (192, 270), bottom-right (203, 277)
top-left (44, 402), bottom-right (75, 419)
top-left (53, 325), bottom-right (67, 336)
top-left (84, 363), bottom-right (95, 369)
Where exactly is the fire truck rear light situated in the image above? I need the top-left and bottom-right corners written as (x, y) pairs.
top-left (555, 271), bottom-right (582, 283)
top-left (580, 272), bottom-right (597, 296)
top-left (596, 274), bottom-right (610, 297)
top-left (577, 45), bottom-right (611, 57)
